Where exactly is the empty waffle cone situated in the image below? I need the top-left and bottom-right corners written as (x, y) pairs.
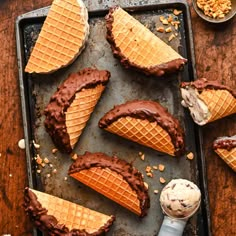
top-left (25, 0), bottom-right (89, 73)
top-left (69, 152), bottom-right (150, 217)
top-left (24, 187), bottom-right (115, 235)
top-left (213, 135), bottom-right (236, 172)
top-left (99, 100), bottom-right (185, 157)
top-left (44, 68), bottom-right (110, 153)
top-left (106, 6), bottom-right (187, 77)
top-left (181, 78), bottom-right (236, 125)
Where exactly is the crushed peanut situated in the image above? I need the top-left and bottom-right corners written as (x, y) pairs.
top-left (71, 153), bottom-right (78, 160)
top-left (154, 190), bottom-right (159, 194)
top-left (160, 177), bottom-right (166, 184)
top-left (147, 172), bottom-right (153, 178)
top-left (144, 182), bottom-right (149, 189)
top-left (156, 26), bottom-right (165, 33)
top-left (145, 166), bottom-right (152, 173)
top-left (153, 165), bottom-right (158, 170)
top-left (158, 164), bottom-right (165, 172)
top-left (165, 27), bottom-right (172, 33)
top-left (52, 148), bottom-right (58, 154)
top-left (44, 157), bottom-right (49, 164)
top-left (173, 9), bottom-right (183, 15)
top-left (140, 154), bottom-right (145, 161)
top-left (196, 0), bottom-right (232, 19)
top-left (46, 173), bottom-right (51, 178)
top-left (187, 152), bottom-right (194, 160)
top-left (36, 155), bottom-right (43, 165)
top-left (168, 34), bottom-right (176, 42)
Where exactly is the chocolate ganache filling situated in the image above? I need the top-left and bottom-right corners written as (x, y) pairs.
top-left (24, 187), bottom-right (115, 235)
top-left (213, 135), bottom-right (236, 151)
top-left (105, 6), bottom-right (187, 77)
top-left (181, 78), bottom-right (236, 98)
top-left (99, 100), bottom-right (185, 156)
top-left (44, 68), bottom-right (110, 153)
top-left (68, 152), bottom-right (150, 217)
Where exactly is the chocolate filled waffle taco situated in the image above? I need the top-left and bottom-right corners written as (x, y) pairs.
top-left (180, 78), bottom-right (236, 125)
top-left (24, 187), bottom-right (115, 235)
top-left (44, 68), bottom-right (110, 153)
top-left (69, 152), bottom-right (150, 217)
top-left (105, 6), bottom-right (187, 77)
top-left (99, 100), bottom-right (185, 157)
top-left (213, 135), bottom-right (236, 172)
top-left (25, 0), bottom-right (89, 73)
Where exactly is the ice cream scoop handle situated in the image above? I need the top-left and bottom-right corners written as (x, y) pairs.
top-left (158, 216), bottom-right (187, 236)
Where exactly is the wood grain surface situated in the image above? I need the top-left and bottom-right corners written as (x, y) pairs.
top-left (0, 0), bottom-right (235, 235)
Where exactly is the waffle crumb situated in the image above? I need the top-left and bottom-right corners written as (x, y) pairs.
top-left (160, 177), bottom-right (166, 183)
top-left (187, 152), bottom-right (194, 160)
top-left (52, 148), bottom-right (58, 154)
top-left (144, 182), bottom-right (149, 189)
top-left (154, 189), bottom-right (159, 194)
top-left (156, 26), bottom-right (165, 33)
top-left (165, 27), bottom-right (172, 33)
top-left (158, 164), bottom-right (165, 172)
top-left (173, 9), bottom-right (182, 15)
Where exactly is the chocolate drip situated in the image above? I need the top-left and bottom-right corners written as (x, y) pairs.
top-left (213, 136), bottom-right (236, 151)
top-left (68, 152), bottom-right (150, 217)
top-left (181, 78), bottom-right (236, 98)
top-left (105, 6), bottom-right (187, 77)
top-left (99, 100), bottom-right (185, 156)
top-left (44, 68), bottom-right (110, 153)
top-left (23, 187), bottom-right (115, 236)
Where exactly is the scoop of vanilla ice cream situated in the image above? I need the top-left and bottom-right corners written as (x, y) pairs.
top-left (160, 179), bottom-right (201, 219)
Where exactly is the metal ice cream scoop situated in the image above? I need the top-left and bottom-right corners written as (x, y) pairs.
top-left (158, 179), bottom-right (201, 236)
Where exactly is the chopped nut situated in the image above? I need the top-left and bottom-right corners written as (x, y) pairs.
top-left (173, 9), bottom-right (182, 15)
top-left (168, 34), bottom-right (176, 42)
top-left (36, 169), bottom-right (41, 174)
top-left (33, 140), bottom-right (40, 149)
top-left (153, 165), bottom-right (158, 170)
top-left (41, 163), bottom-right (46, 168)
top-left (167, 14), bottom-right (173, 23)
top-left (158, 164), bottom-right (165, 172)
top-left (162, 19), bottom-right (169, 25)
top-left (52, 169), bottom-right (57, 174)
top-left (140, 154), bottom-right (145, 161)
top-left (187, 152), bottom-right (194, 160)
top-left (36, 155), bottom-right (42, 165)
top-left (49, 163), bottom-right (53, 168)
top-left (145, 166), bottom-right (152, 173)
top-left (46, 173), bottom-right (51, 178)
top-left (160, 177), bottom-right (166, 184)
top-left (71, 153), bottom-right (78, 160)
top-left (154, 190), bottom-right (159, 194)
top-left (52, 148), bottom-right (58, 154)
top-left (144, 182), bottom-right (149, 189)
top-left (156, 26), bottom-right (165, 33)
top-left (165, 27), bottom-right (172, 33)
top-left (147, 172), bottom-right (153, 178)
top-left (44, 157), bottom-right (49, 164)
top-left (159, 15), bottom-right (165, 22)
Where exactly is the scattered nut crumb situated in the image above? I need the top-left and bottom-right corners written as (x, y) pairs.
top-left (41, 163), bottom-right (46, 168)
top-left (158, 164), bottom-right (165, 172)
top-left (36, 169), bottom-right (41, 174)
top-left (147, 172), bottom-right (153, 178)
top-left (49, 163), bottom-right (53, 168)
top-left (64, 176), bottom-right (68, 181)
top-left (187, 152), bottom-right (194, 160)
top-left (138, 152), bottom-right (143, 156)
top-left (46, 173), bottom-right (51, 178)
top-left (33, 140), bottom-right (40, 149)
top-left (167, 14), bottom-right (173, 23)
top-left (140, 154), bottom-right (145, 161)
top-left (175, 32), bottom-right (178, 36)
top-left (165, 27), bottom-right (172, 33)
top-left (44, 157), bottom-right (49, 164)
top-left (36, 155), bottom-right (43, 165)
top-left (154, 189), bottom-right (159, 194)
top-left (160, 177), bottom-right (166, 184)
top-left (52, 148), bottom-right (58, 154)
top-left (144, 182), bottom-right (149, 189)
top-left (162, 19), bottom-right (169, 25)
top-left (168, 34), bottom-right (176, 42)
top-left (52, 169), bottom-right (57, 174)
top-left (71, 153), bottom-right (78, 160)
top-left (145, 166), bottom-right (152, 173)
top-left (173, 9), bottom-right (182, 15)
top-left (156, 26), bottom-right (165, 33)
top-left (18, 139), bottom-right (25, 149)
top-left (153, 165), bottom-right (158, 170)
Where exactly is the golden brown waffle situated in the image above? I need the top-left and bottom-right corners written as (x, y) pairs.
top-left (214, 148), bottom-right (236, 172)
top-left (105, 117), bottom-right (175, 156)
top-left (70, 167), bottom-right (141, 216)
top-left (106, 7), bottom-right (187, 76)
top-left (25, 0), bottom-right (89, 73)
top-left (199, 89), bottom-right (236, 123)
top-left (29, 188), bottom-right (115, 234)
top-left (65, 84), bottom-right (106, 148)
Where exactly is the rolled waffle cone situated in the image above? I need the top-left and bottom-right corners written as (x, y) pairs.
top-left (65, 84), bottom-right (105, 148)
top-left (25, 0), bottom-right (89, 73)
top-left (106, 7), bottom-right (187, 76)
top-left (105, 116), bottom-right (175, 156)
top-left (199, 89), bottom-right (236, 123)
top-left (24, 188), bottom-right (115, 234)
top-left (214, 148), bottom-right (236, 172)
top-left (70, 167), bottom-right (142, 216)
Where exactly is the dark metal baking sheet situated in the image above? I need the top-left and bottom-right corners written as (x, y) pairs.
top-left (16, 1), bottom-right (211, 235)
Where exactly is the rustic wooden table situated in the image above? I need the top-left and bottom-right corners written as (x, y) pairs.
top-left (0, 0), bottom-right (235, 235)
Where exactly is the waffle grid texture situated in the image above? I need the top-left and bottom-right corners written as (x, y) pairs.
top-left (111, 8), bottom-right (182, 67)
top-left (215, 148), bottom-right (236, 172)
top-left (199, 89), bottom-right (236, 123)
top-left (71, 167), bottom-right (141, 215)
top-left (25, 0), bottom-right (89, 73)
top-left (65, 84), bottom-right (105, 147)
top-left (31, 189), bottom-right (111, 233)
top-left (105, 116), bottom-right (175, 156)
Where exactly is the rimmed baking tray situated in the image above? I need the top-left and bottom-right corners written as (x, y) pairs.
top-left (16, 1), bottom-right (211, 235)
